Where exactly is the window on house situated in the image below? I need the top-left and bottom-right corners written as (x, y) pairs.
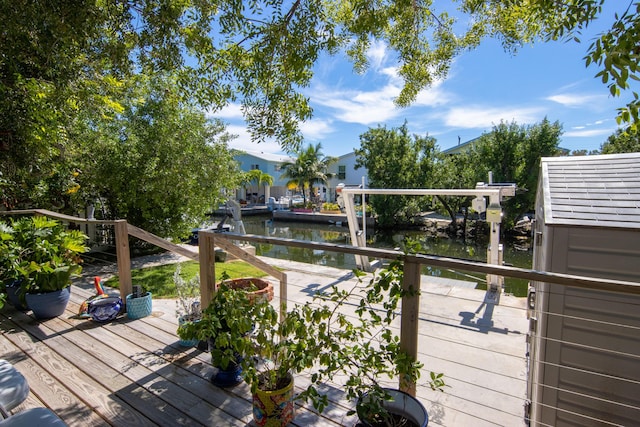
top-left (251, 164), bottom-right (260, 170)
top-left (338, 165), bottom-right (346, 180)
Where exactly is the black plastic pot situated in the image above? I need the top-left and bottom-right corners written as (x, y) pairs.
top-left (356, 388), bottom-right (428, 427)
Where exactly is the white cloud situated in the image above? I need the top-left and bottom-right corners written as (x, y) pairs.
top-left (546, 93), bottom-right (605, 107)
top-left (312, 77), bottom-right (450, 126)
top-left (366, 39), bottom-right (388, 70)
top-left (208, 103), bottom-right (244, 120)
top-left (564, 128), bottom-right (614, 138)
top-left (225, 124), bottom-right (283, 154)
top-left (300, 118), bottom-right (335, 140)
top-left (312, 84), bottom-right (401, 125)
top-left (442, 106), bottom-right (542, 128)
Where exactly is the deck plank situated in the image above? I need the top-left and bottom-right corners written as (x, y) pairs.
top-left (1, 256), bottom-right (528, 426)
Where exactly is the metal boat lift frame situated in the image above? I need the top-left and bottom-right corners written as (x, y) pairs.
top-left (340, 184), bottom-right (516, 302)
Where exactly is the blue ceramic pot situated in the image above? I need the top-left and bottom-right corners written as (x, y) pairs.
top-left (211, 359), bottom-right (243, 388)
top-left (126, 292), bottom-right (152, 319)
top-left (25, 287), bottom-right (71, 320)
top-left (5, 280), bottom-right (28, 311)
top-left (88, 297), bottom-right (123, 322)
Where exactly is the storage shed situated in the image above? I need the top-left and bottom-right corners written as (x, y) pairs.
top-left (528, 153), bottom-right (640, 426)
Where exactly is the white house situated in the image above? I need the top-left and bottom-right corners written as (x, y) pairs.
top-left (325, 151), bottom-right (368, 202)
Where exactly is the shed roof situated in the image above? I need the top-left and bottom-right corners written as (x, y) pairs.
top-left (540, 152), bottom-right (640, 229)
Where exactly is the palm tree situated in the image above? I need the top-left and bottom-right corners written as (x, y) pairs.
top-left (242, 169), bottom-right (274, 204)
top-left (280, 143), bottom-right (336, 205)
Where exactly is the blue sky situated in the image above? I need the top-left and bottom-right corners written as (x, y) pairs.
top-left (215, 6), bottom-right (634, 158)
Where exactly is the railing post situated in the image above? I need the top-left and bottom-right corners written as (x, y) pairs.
top-left (199, 230), bottom-right (217, 309)
top-left (114, 220), bottom-right (132, 301)
top-left (400, 257), bottom-right (421, 396)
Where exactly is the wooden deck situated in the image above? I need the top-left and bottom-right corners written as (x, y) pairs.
top-left (0, 258), bottom-right (529, 426)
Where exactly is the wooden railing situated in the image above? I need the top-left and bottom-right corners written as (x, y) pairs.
top-left (0, 209), bottom-right (198, 301)
top-left (201, 231), bottom-right (640, 397)
top-left (5, 209), bottom-right (640, 402)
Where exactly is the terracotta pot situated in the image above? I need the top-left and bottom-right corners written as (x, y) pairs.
top-left (221, 278), bottom-right (274, 303)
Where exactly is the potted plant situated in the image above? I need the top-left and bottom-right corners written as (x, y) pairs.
top-left (126, 285), bottom-right (152, 319)
top-left (0, 216), bottom-right (88, 319)
top-left (307, 255), bottom-right (447, 427)
top-left (177, 280), bottom-right (328, 426)
top-left (219, 276), bottom-right (274, 303)
top-left (174, 265), bottom-right (202, 347)
top-left (179, 252), bottom-right (445, 426)
top-left (0, 220), bottom-right (26, 310)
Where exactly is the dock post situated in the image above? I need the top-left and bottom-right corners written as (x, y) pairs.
top-left (114, 220), bottom-right (132, 301)
top-left (199, 230), bottom-right (217, 309)
top-left (400, 257), bottom-right (421, 396)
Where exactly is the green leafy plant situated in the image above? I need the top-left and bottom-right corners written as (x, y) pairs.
top-left (299, 240), bottom-right (447, 425)
top-left (0, 216), bottom-right (88, 297)
top-left (321, 202), bottom-right (340, 211)
top-left (180, 243), bottom-right (446, 425)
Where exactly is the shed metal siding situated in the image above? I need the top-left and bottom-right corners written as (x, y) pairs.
top-left (541, 153), bottom-right (640, 229)
top-left (530, 153), bottom-right (640, 426)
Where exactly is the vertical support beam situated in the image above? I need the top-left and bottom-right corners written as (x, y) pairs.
top-left (343, 192), bottom-right (370, 271)
top-left (114, 220), bottom-right (132, 301)
top-left (400, 257), bottom-right (421, 396)
top-left (199, 230), bottom-right (217, 309)
top-left (487, 193), bottom-right (502, 300)
top-left (279, 272), bottom-right (288, 322)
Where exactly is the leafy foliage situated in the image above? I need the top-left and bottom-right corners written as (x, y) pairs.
top-left (179, 247), bottom-right (445, 421)
top-left (280, 143), bottom-right (336, 205)
top-left (467, 119), bottom-right (563, 227)
top-left (2, 0), bottom-right (637, 228)
top-left (355, 122), bottom-right (438, 227)
top-left (73, 74), bottom-right (242, 239)
top-left (173, 264), bottom-right (201, 321)
top-left (0, 216), bottom-right (88, 296)
top-left (600, 128), bottom-right (640, 154)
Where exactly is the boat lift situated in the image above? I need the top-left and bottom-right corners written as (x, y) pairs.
top-left (339, 181), bottom-right (516, 303)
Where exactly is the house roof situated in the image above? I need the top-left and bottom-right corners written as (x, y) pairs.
top-left (235, 150), bottom-right (295, 163)
top-left (540, 152), bottom-right (640, 229)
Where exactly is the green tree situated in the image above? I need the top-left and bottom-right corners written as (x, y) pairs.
top-left (355, 122), bottom-right (438, 227)
top-left (242, 169), bottom-right (275, 203)
top-left (280, 143), bottom-right (336, 205)
top-left (3, 0), bottom-right (638, 214)
top-left (74, 75), bottom-right (241, 239)
top-left (468, 119), bottom-right (562, 228)
top-left (600, 128), bottom-right (640, 154)
top-left (432, 150), bottom-right (478, 228)
top-left (3, 1), bottom-right (637, 151)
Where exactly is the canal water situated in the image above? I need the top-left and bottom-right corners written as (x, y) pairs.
top-left (241, 215), bottom-right (532, 297)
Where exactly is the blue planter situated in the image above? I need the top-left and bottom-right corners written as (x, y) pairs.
top-left (25, 287), bottom-right (71, 319)
top-left (126, 292), bottom-right (152, 319)
top-left (88, 297), bottom-right (123, 322)
top-left (5, 280), bottom-right (28, 311)
top-left (211, 359), bottom-right (243, 388)
top-left (177, 316), bottom-right (200, 347)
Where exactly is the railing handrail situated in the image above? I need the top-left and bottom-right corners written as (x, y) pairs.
top-left (216, 232), bottom-right (640, 294)
top-left (0, 208), bottom-right (120, 225)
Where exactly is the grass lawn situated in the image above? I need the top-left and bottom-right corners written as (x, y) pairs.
top-left (103, 260), bottom-right (268, 298)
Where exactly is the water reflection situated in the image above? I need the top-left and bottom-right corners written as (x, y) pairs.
top-left (241, 215), bottom-right (531, 297)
